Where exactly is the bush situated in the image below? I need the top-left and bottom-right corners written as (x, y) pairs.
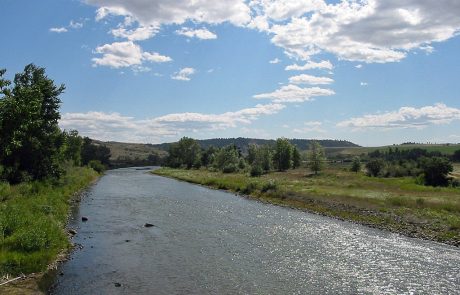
top-left (222, 163), bottom-right (238, 174)
top-left (366, 159), bottom-right (384, 177)
top-left (250, 163), bottom-right (263, 177)
top-left (88, 160), bottom-right (106, 173)
top-left (418, 156), bottom-right (453, 187)
top-left (261, 180), bottom-right (278, 192)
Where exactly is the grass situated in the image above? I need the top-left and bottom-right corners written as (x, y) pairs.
top-left (153, 166), bottom-right (460, 245)
top-left (0, 166), bottom-right (98, 276)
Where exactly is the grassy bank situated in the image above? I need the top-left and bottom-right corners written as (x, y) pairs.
top-left (0, 166), bottom-right (99, 277)
top-left (153, 167), bottom-right (460, 246)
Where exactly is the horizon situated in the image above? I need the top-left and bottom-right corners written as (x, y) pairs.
top-left (2, 1), bottom-right (460, 146)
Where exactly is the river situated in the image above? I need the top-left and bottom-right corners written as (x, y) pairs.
top-left (50, 167), bottom-right (460, 294)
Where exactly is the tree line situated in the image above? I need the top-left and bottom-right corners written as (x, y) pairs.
top-left (165, 137), bottom-right (326, 176)
top-left (0, 64), bottom-right (111, 183)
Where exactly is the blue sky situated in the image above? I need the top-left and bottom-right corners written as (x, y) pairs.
top-left (1, 0), bottom-right (460, 146)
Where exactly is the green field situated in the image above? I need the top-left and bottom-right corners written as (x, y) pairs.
top-left (0, 167), bottom-right (98, 277)
top-left (153, 166), bottom-right (460, 245)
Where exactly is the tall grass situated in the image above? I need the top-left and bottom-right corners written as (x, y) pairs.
top-left (0, 166), bottom-right (98, 276)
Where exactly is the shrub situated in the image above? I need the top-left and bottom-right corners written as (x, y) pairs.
top-left (222, 163), bottom-right (238, 174)
top-left (366, 159), bottom-right (384, 177)
top-left (88, 160), bottom-right (106, 173)
top-left (250, 163), bottom-right (263, 177)
top-left (261, 180), bottom-right (278, 192)
top-left (242, 182), bottom-right (258, 194)
top-left (418, 156), bottom-right (453, 187)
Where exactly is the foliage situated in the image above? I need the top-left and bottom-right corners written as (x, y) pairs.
top-left (273, 138), bottom-right (293, 171)
top-left (0, 166), bottom-right (98, 275)
top-left (453, 150), bottom-right (460, 162)
top-left (62, 129), bottom-right (83, 166)
top-left (214, 145), bottom-right (241, 173)
top-left (366, 159), bottom-right (384, 177)
top-left (201, 146), bottom-right (217, 167)
top-left (0, 64), bottom-right (65, 183)
top-left (307, 141), bottom-right (325, 175)
top-left (292, 147), bottom-right (301, 169)
top-left (418, 156), bottom-right (453, 187)
top-left (166, 137), bottom-right (201, 169)
top-left (88, 160), bottom-right (105, 173)
top-left (81, 137), bottom-right (111, 167)
top-left (350, 156), bottom-right (361, 173)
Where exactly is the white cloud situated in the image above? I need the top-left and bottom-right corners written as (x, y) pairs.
top-left (269, 58), bottom-right (281, 64)
top-left (289, 74), bottom-right (334, 85)
top-left (175, 27), bottom-right (217, 40)
top-left (260, 0), bottom-right (460, 63)
top-left (337, 103), bottom-right (460, 130)
top-left (92, 41), bottom-right (171, 68)
top-left (60, 103), bottom-right (284, 143)
top-left (49, 27), bottom-right (68, 33)
top-left (253, 84), bottom-right (335, 103)
top-left (111, 25), bottom-right (159, 41)
top-left (355, 64), bottom-right (363, 69)
top-left (250, 0), bottom-right (325, 21)
top-left (285, 60), bottom-right (333, 71)
top-left (69, 20), bottom-right (84, 29)
top-left (88, 0), bottom-right (251, 26)
top-left (171, 67), bottom-right (196, 81)
top-left (360, 82), bottom-right (368, 86)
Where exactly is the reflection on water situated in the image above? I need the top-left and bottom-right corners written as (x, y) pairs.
top-left (51, 167), bottom-right (460, 294)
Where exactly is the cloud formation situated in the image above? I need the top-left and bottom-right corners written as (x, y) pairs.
top-left (88, 0), bottom-right (251, 26)
top-left (60, 103), bottom-right (285, 142)
top-left (254, 0), bottom-right (460, 63)
top-left (337, 103), bottom-right (460, 129)
top-left (254, 84), bottom-right (335, 103)
top-left (175, 27), bottom-right (217, 39)
top-left (171, 67), bottom-right (196, 81)
top-left (49, 27), bottom-right (68, 33)
top-left (285, 60), bottom-right (333, 71)
top-left (289, 74), bottom-right (334, 85)
top-left (92, 41), bottom-right (172, 68)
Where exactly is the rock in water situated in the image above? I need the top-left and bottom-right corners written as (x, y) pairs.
top-left (144, 223), bottom-right (154, 228)
top-left (82, 216), bottom-right (88, 222)
top-left (114, 282), bottom-right (122, 287)
top-left (68, 229), bottom-right (77, 235)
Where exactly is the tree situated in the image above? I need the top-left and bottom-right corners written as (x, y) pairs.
top-left (213, 145), bottom-right (240, 173)
top-left (307, 141), bottom-right (325, 175)
top-left (0, 64), bottom-right (65, 183)
top-left (273, 138), bottom-right (293, 171)
top-left (249, 145), bottom-right (273, 177)
top-left (418, 156), bottom-right (453, 187)
top-left (166, 137), bottom-right (201, 169)
top-left (63, 130), bottom-right (83, 166)
top-left (81, 137), bottom-right (111, 167)
top-left (292, 147), bottom-right (301, 169)
top-left (350, 156), bottom-right (361, 173)
top-left (365, 159), bottom-right (384, 177)
top-left (453, 150), bottom-right (460, 163)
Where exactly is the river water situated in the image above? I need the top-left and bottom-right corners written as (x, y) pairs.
top-left (50, 167), bottom-right (460, 294)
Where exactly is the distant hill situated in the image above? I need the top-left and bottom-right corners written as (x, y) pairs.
top-left (153, 137), bottom-right (360, 153)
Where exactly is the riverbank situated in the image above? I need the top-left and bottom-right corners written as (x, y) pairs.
top-left (0, 166), bottom-right (99, 293)
top-left (153, 167), bottom-right (460, 246)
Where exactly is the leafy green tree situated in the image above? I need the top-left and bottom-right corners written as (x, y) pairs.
top-left (213, 145), bottom-right (240, 173)
top-left (453, 150), bottom-right (460, 163)
top-left (166, 137), bottom-right (201, 169)
top-left (273, 138), bottom-right (293, 171)
top-left (201, 146), bottom-right (217, 167)
top-left (365, 159), bottom-right (384, 177)
top-left (350, 156), bottom-right (361, 173)
top-left (81, 137), bottom-right (111, 167)
top-left (418, 156), bottom-right (453, 187)
top-left (247, 144), bottom-right (258, 165)
top-left (0, 64), bottom-right (65, 183)
top-left (63, 130), bottom-right (83, 166)
top-left (307, 141), bottom-right (325, 175)
top-left (292, 147), bottom-right (301, 169)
